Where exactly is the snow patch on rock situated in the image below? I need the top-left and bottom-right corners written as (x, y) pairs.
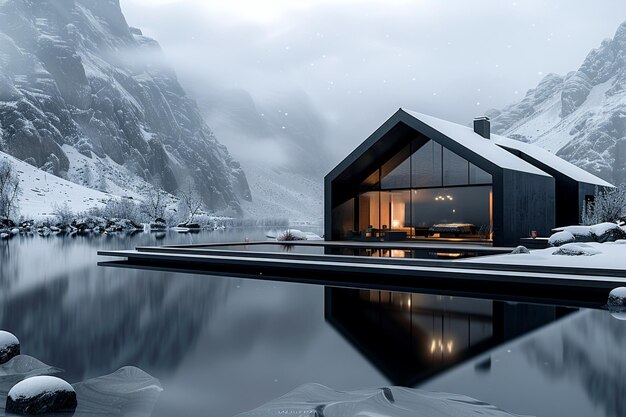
top-left (548, 231), bottom-right (576, 247)
top-left (608, 287), bottom-right (626, 308)
top-left (552, 243), bottom-right (602, 256)
top-left (8, 376), bottom-right (73, 399)
top-left (511, 246), bottom-right (531, 254)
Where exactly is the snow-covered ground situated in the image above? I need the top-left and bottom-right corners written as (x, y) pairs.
top-left (62, 145), bottom-right (153, 201)
top-left (239, 160), bottom-right (323, 225)
top-left (1, 151), bottom-right (111, 219)
top-left (466, 241), bottom-right (626, 269)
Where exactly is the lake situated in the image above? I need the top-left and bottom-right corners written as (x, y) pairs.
top-left (0, 229), bottom-right (623, 417)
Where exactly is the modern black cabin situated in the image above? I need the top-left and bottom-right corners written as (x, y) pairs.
top-left (324, 109), bottom-right (613, 247)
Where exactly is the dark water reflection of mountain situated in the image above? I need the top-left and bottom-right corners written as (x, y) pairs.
top-left (0, 229), bottom-right (625, 417)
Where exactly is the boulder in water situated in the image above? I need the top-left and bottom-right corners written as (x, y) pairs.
top-left (6, 376), bottom-right (77, 415)
top-left (608, 287), bottom-right (626, 309)
top-left (0, 331), bottom-right (20, 364)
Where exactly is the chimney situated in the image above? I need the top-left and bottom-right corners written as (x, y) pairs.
top-left (473, 117), bottom-right (490, 139)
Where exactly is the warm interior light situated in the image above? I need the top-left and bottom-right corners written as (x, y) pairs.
top-left (430, 338), bottom-right (454, 354)
top-left (435, 252), bottom-right (463, 258)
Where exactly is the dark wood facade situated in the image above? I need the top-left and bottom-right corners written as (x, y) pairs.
top-left (324, 109), bottom-right (608, 247)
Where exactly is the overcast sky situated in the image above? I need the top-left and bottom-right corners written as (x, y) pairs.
top-left (120, 0), bottom-right (626, 160)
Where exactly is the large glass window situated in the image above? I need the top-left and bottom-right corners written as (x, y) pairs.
top-left (381, 145), bottom-right (411, 189)
top-left (443, 148), bottom-right (469, 186)
top-left (411, 186), bottom-right (492, 239)
top-left (352, 137), bottom-right (494, 241)
top-left (359, 192), bottom-right (380, 231)
top-left (469, 163), bottom-right (492, 184)
top-left (332, 198), bottom-right (355, 239)
top-left (411, 140), bottom-right (442, 188)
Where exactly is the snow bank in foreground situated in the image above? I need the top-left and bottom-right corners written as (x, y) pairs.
top-left (467, 241), bottom-right (626, 268)
top-left (236, 383), bottom-right (527, 417)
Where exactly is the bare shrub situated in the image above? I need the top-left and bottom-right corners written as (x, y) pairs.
top-left (52, 202), bottom-right (74, 225)
top-left (177, 180), bottom-right (204, 224)
top-left (102, 198), bottom-right (139, 221)
top-left (0, 159), bottom-right (21, 220)
top-left (140, 184), bottom-right (167, 221)
top-left (581, 185), bottom-right (626, 225)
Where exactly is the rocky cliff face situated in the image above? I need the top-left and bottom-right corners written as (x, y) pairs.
top-left (0, 0), bottom-right (250, 212)
top-left (487, 21), bottom-right (626, 185)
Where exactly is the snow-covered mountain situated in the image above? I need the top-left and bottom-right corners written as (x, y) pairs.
top-left (0, 0), bottom-right (250, 213)
top-left (487, 21), bottom-right (626, 185)
top-left (197, 88), bottom-right (330, 222)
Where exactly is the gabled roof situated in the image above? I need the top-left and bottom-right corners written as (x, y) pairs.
top-left (327, 108), bottom-right (614, 188)
top-left (402, 109), bottom-right (550, 177)
top-left (492, 135), bottom-right (614, 187)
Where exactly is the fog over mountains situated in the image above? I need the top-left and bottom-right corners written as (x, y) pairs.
top-left (1, 0), bottom-right (625, 222)
top-left (488, 21), bottom-right (626, 185)
top-left (0, 0), bottom-right (250, 213)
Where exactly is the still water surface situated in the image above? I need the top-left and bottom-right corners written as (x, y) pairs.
top-left (0, 229), bottom-right (624, 417)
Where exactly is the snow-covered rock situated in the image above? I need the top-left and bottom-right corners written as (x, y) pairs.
top-left (608, 287), bottom-right (626, 309)
top-left (236, 383), bottom-right (524, 417)
top-left (6, 376), bottom-right (77, 415)
top-left (276, 229), bottom-right (323, 241)
top-left (0, 331), bottom-right (19, 364)
top-left (149, 218), bottom-right (167, 231)
top-left (552, 243), bottom-right (602, 256)
top-left (36, 227), bottom-right (51, 237)
top-left (511, 245), bottom-right (530, 254)
top-left (590, 222), bottom-right (626, 242)
top-left (551, 223), bottom-right (626, 245)
top-left (0, 0), bottom-right (250, 213)
top-left (488, 20), bottom-right (626, 184)
top-left (553, 226), bottom-right (594, 242)
top-left (548, 231), bottom-right (576, 247)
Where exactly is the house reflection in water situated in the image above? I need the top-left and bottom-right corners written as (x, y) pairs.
top-left (324, 287), bottom-right (574, 386)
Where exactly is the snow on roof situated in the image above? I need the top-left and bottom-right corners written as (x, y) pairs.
top-left (492, 134), bottom-right (614, 187)
top-left (402, 109), bottom-right (551, 177)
